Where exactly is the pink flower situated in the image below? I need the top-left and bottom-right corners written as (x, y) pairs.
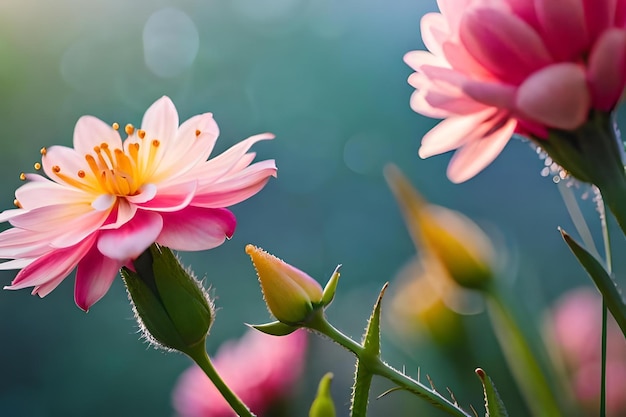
top-left (406, 0), bottom-right (626, 183)
top-left (549, 287), bottom-right (626, 415)
top-left (172, 329), bottom-right (307, 417)
top-left (0, 96), bottom-right (276, 310)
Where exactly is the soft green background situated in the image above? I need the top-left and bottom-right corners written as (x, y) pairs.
top-left (0, 1), bottom-right (613, 416)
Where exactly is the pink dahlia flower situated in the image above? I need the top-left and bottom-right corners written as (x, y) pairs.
top-left (406, 0), bottom-right (626, 182)
top-left (0, 96), bottom-right (276, 310)
top-left (172, 329), bottom-right (307, 417)
top-left (549, 288), bottom-right (626, 415)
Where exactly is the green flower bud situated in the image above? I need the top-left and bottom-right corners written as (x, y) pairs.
top-left (121, 244), bottom-right (214, 354)
top-left (385, 165), bottom-right (495, 290)
top-left (246, 244), bottom-right (323, 325)
top-left (309, 372), bottom-right (336, 417)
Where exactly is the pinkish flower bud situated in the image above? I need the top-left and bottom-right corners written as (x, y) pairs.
top-left (246, 244), bottom-right (323, 325)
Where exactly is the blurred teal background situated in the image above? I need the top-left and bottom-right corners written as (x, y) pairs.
top-left (0, 0), bottom-right (617, 416)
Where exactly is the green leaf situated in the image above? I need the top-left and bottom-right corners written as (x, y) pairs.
top-left (310, 372), bottom-right (336, 417)
top-left (475, 368), bottom-right (509, 417)
top-left (248, 321), bottom-right (299, 336)
top-left (560, 228), bottom-right (626, 338)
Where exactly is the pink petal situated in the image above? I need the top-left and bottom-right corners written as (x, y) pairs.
top-left (515, 63), bottom-right (590, 129)
top-left (0, 208), bottom-right (26, 223)
top-left (163, 133), bottom-right (275, 188)
top-left (192, 160), bottom-right (277, 208)
top-left (9, 203), bottom-right (94, 231)
top-left (42, 146), bottom-right (91, 189)
top-left (101, 199), bottom-right (137, 230)
top-left (73, 115), bottom-right (123, 156)
top-left (0, 258), bottom-right (35, 270)
top-left (447, 116), bottom-right (517, 183)
top-left (419, 108), bottom-right (499, 158)
top-left (5, 234), bottom-right (96, 290)
top-left (157, 207), bottom-right (236, 251)
top-left (534, 0), bottom-right (589, 60)
top-left (582, 0), bottom-right (616, 44)
top-left (442, 41), bottom-right (495, 79)
top-left (404, 50), bottom-right (447, 72)
top-left (421, 12), bottom-right (449, 56)
top-left (409, 89), bottom-right (454, 118)
top-left (587, 28), bottom-right (626, 111)
top-left (460, 7), bottom-right (553, 84)
top-left (0, 228), bottom-right (51, 258)
top-left (462, 80), bottom-right (517, 109)
top-left (141, 96), bottom-right (179, 145)
top-left (50, 209), bottom-right (111, 248)
top-left (16, 179), bottom-right (89, 210)
top-left (151, 113), bottom-right (220, 182)
top-left (125, 184), bottom-right (157, 204)
top-left (134, 181), bottom-right (197, 212)
top-left (74, 246), bottom-right (122, 311)
top-left (97, 210), bottom-right (163, 260)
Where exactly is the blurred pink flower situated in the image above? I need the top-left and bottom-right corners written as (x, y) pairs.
top-left (406, 0), bottom-right (626, 182)
top-left (549, 287), bottom-right (626, 415)
top-left (0, 96), bottom-right (276, 310)
top-left (172, 329), bottom-right (307, 417)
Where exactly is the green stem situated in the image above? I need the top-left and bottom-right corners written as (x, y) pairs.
top-left (351, 362), bottom-right (373, 417)
top-left (307, 313), bottom-right (472, 417)
top-left (599, 199), bottom-right (613, 417)
top-left (486, 288), bottom-right (561, 417)
top-left (185, 341), bottom-right (256, 417)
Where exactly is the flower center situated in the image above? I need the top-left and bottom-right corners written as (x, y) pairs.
top-left (48, 123), bottom-right (161, 198)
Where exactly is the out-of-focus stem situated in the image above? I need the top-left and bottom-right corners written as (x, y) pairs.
top-left (486, 288), bottom-right (562, 417)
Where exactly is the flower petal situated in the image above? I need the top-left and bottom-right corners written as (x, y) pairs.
top-left (9, 203), bottom-right (93, 231)
top-left (97, 210), bottom-right (163, 260)
top-left (16, 179), bottom-right (90, 210)
top-left (42, 146), bottom-right (90, 188)
top-left (141, 96), bottom-right (179, 147)
top-left (5, 234), bottom-right (96, 290)
top-left (157, 207), bottom-right (236, 251)
top-left (73, 115), bottom-right (123, 156)
top-left (418, 108), bottom-right (498, 158)
top-left (447, 116), bottom-right (517, 183)
top-left (192, 160), bottom-right (277, 208)
top-left (421, 12), bottom-right (449, 56)
top-left (134, 181), bottom-right (197, 212)
top-left (534, 0), bottom-right (589, 60)
top-left (460, 6), bottom-right (552, 84)
top-left (74, 247), bottom-right (122, 311)
top-left (587, 28), bottom-right (626, 111)
top-left (515, 63), bottom-right (590, 130)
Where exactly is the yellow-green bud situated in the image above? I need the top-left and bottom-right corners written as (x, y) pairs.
top-left (385, 165), bottom-right (495, 290)
top-left (246, 244), bottom-right (323, 325)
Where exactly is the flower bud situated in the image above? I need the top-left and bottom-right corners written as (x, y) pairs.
top-left (385, 165), bottom-right (495, 290)
top-left (121, 244), bottom-right (214, 354)
top-left (246, 244), bottom-right (323, 325)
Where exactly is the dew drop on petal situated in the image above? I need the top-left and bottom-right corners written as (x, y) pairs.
top-left (143, 8), bottom-right (199, 78)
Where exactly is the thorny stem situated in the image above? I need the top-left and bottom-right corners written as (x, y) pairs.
top-left (306, 312), bottom-right (473, 417)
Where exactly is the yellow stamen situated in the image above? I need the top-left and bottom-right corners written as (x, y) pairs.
top-left (19, 173), bottom-right (26, 181)
top-left (34, 163), bottom-right (42, 170)
top-left (137, 129), bottom-right (146, 139)
top-left (152, 139), bottom-right (160, 147)
top-left (112, 122), bottom-right (120, 130)
top-left (77, 170), bottom-right (86, 178)
top-left (125, 124), bottom-right (135, 136)
top-left (52, 166), bottom-right (60, 173)
top-left (195, 129), bottom-right (201, 137)
top-left (40, 147), bottom-right (47, 156)
top-left (13, 199), bottom-right (21, 208)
